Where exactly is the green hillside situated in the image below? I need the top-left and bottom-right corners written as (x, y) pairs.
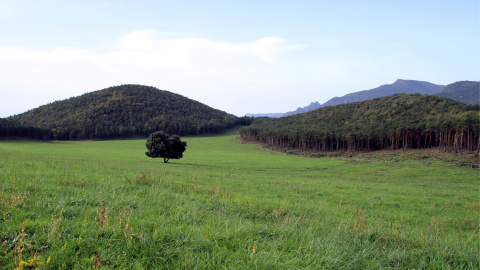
top-left (435, 81), bottom-right (479, 105)
top-left (240, 94), bottom-right (479, 153)
top-left (9, 85), bottom-right (242, 140)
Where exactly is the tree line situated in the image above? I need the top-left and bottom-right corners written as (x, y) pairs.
top-left (240, 94), bottom-right (479, 153)
top-left (0, 118), bottom-right (51, 140)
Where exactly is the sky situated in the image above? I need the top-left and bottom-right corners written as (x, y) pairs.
top-left (0, 0), bottom-right (478, 117)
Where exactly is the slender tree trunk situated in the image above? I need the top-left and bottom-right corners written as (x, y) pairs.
top-left (468, 129), bottom-right (472, 152)
top-left (460, 127), bottom-right (464, 152)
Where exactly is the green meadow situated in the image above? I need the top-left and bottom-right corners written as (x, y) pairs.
top-left (0, 131), bottom-right (478, 269)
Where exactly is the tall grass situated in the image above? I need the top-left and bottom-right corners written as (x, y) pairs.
top-left (0, 133), bottom-right (478, 269)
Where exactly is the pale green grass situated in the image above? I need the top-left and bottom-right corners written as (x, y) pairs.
top-left (0, 133), bottom-right (478, 269)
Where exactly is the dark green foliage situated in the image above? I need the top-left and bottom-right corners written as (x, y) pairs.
top-left (435, 81), bottom-right (480, 105)
top-left (0, 118), bottom-right (51, 140)
top-left (146, 131), bottom-right (187, 163)
top-left (240, 94), bottom-right (480, 153)
top-left (8, 84), bottom-right (240, 140)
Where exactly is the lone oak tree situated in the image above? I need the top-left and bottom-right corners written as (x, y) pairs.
top-left (145, 131), bottom-right (187, 163)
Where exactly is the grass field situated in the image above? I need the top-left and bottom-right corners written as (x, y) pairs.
top-left (0, 131), bottom-right (478, 269)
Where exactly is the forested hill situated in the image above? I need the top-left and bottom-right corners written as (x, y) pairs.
top-left (240, 94), bottom-right (479, 153)
top-left (435, 81), bottom-right (479, 105)
top-left (9, 84), bottom-right (242, 140)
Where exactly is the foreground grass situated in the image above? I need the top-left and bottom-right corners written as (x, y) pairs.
top-left (0, 132), bottom-right (478, 269)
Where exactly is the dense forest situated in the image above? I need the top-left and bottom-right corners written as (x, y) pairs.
top-left (9, 85), bottom-right (250, 140)
top-left (240, 94), bottom-right (479, 153)
top-left (0, 118), bottom-right (51, 140)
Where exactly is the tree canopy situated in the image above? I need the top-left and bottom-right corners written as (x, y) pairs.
top-left (145, 131), bottom-right (187, 163)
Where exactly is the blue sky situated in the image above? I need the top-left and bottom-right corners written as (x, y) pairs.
top-left (0, 0), bottom-right (478, 117)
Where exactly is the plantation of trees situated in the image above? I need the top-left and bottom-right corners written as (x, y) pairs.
top-left (8, 85), bottom-right (250, 140)
top-left (240, 94), bottom-right (479, 153)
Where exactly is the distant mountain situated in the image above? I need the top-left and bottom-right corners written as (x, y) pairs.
top-left (283, 101), bottom-right (322, 116)
top-left (320, 79), bottom-right (445, 108)
top-left (9, 84), bottom-right (240, 140)
top-left (435, 81), bottom-right (479, 105)
top-left (245, 113), bottom-right (284, 118)
top-left (279, 79), bottom-right (445, 117)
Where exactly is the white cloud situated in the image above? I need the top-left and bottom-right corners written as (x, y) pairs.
top-left (0, 30), bottom-right (361, 117)
top-left (1, 31), bottom-right (305, 83)
top-left (118, 30), bottom-right (159, 51)
top-left (249, 37), bottom-right (308, 64)
top-left (110, 30), bottom-right (305, 70)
